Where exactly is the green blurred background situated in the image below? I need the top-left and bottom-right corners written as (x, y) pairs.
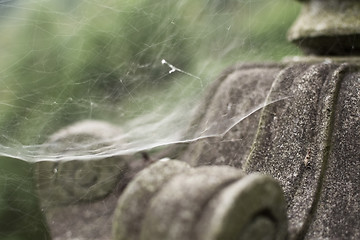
top-left (0, 0), bottom-right (301, 145)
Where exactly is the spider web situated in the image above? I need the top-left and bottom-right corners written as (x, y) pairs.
top-left (0, 0), bottom-right (300, 239)
top-left (0, 0), bottom-right (299, 162)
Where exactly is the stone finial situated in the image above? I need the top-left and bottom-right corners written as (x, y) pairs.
top-left (288, 0), bottom-right (360, 55)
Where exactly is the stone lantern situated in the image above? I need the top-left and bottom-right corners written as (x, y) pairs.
top-left (37, 0), bottom-right (360, 239)
top-left (112, 0), bottom-right (360, 239)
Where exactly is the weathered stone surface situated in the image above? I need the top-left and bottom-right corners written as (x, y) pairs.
top-left (141, 166), bottom-right (244, 240)
top-left (194, 174), bottom-right (287, 240)
top-left (113, 160), bottom-right (287, 240)
top-left (43, 60), bottom-right (359, 240)
top-left (36, 120), bottom-right (129, 206)
top-left (45, 191), bottom-right (120, 240)
top-left (284, 56), bottom-right (360, 65)
top-left (43, 152), bottom-right (150, 240)
top-left (183, 63), bottom-right (283, 168)
top-left (306, 65), bottom-right (360, 240)
top-left (112, 159), bottom-right (191, 240)
top-left (182, 61), bottom-right (360, 239)
top-left (288, 0), bottom-right (360, 55)
top-left (245, 63), bottom-right (347, 239)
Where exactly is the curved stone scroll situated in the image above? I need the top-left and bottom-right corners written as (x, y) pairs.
top-left (112, 160), bottom-right (287, 240)
top-left (112, 159), bottom-right (191, 240)
top-left (35, 120), bottom-right (129, 207)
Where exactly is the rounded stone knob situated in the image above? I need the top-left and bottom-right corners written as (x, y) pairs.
top-left (112, 160), bottom-right (287, 240)
top-left (288, 0), bottom-right (360, 55)
top-left (194, 173), bottom-right (287, 240)
top-left (112, 159), bottom-right (192, 240)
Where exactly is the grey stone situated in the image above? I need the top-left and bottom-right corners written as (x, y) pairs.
top-left (112, 159), bottom-right (191, 240)
top-left (112, 160), bottom-right (287, 240)
top-left (284, 56), bottom-right (360, 65)
top-left (305, 64), bottom-right (360, 240)
top-left (194, 174), bottom-right (287, 240)
top-left (183, 63), bottom-right (283, 168)
top-left (43, 61), bottom-right (360, 240)
top-left (182, 61), bottom-right (360, 239)
top-left (36, 120), bottom-right (129, 206)
top-left (288, 0), bottom-right (360, 55)
top-left (140, 166), bottom-right (245, 240)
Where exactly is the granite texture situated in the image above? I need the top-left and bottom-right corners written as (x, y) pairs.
top-left (183, 61), bottom-right (360, 239)
top-left (182, 63), bottom-right (283, 168)
top-left (305, 65), bottom-right (360, 240)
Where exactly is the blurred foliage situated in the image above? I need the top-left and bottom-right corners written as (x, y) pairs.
top-left (0, 0), bottom-right (301, 144)
top-left (0, 157), bottom-right (50, 239)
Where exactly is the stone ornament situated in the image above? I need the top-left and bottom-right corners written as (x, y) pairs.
top-left (112, 160), bottom-right (191, 240)
top-left (113, 160), bottom-right (287, 240)
top-left (36, 120), bottom-right (129, 206)
top-left (182, 62), bottom-right (360, 239)
top-left (37, 1), bottom-right (360, 239)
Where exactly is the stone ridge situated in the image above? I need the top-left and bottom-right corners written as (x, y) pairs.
top-left (182, 63), bottom-right (284, 167)
top-left (182, 62), bottom-right (360, 239)
top-left (288, 0), bottom-right (360, 55)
